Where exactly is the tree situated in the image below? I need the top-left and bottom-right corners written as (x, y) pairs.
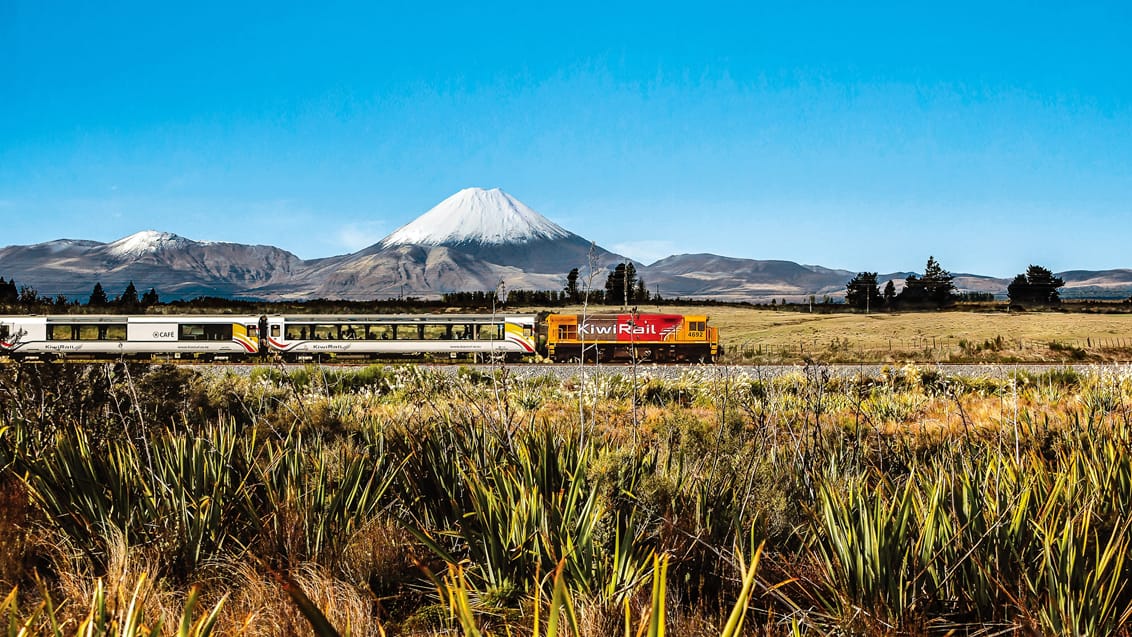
top-left (845, 272), bottom-right (882, 311)
top-left (922, 256), bottom-right (956, 306)
top-left (0, 278), bottom-right (18, 304)
top-left (1006, 275), bottom-right (1029, 304)
top-left (118, 281), bottom-right (139, 310)
top-left (564, 268), bottom-right (580, 303)
top-left (604, 262), bottom-right (639, 306)
top-left (141, 287), bottom-right (160, 306)
top-left (636, 278), bottom-right (649, 303)
top-left (1007, 264), bottom-right (1064, 305)
top-left (88, 282), bottom-right (109, 307)
top-left (899, 274), bottom-right (926, 305)
top-left (18, 286), bottom-right (40, 305)
top-left (898, 256), bottom-right (956, 307)
top-left (883, 280), bottom-right (896, 306)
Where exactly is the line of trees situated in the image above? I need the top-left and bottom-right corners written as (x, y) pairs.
top-left (845, 256), bottom-right (958, 310)
top-left (0, 277), bottom-right (159, 310)
top-left (845, 258), bottom-right (1067, 310)
top-left (86, 281), bottom-right (160, 310)
top-left (562, 263), bottom-right (655, 307)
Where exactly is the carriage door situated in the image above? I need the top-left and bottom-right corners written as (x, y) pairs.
top-left (258, 316), bottom-right (269, 354)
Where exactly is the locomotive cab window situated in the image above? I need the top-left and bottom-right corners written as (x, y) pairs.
top-left (557, 324), bottom-right (577, 340)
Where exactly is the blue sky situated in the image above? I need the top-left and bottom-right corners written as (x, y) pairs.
top-left (2, 1), bottom-right (1129, 277)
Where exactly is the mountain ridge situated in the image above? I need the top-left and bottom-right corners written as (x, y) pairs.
top-left (2, 189), bottom-right (1130, 302)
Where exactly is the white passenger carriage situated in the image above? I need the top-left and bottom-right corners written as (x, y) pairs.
top-left (0, 315), bottom-right (262, 361)
top-left (263, 314), bottom-right (537, 362)
top-left (0, 314), bottom-right (539, 362)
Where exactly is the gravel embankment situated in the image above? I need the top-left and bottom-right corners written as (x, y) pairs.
top-left (193, 362), bottom-right (1132, 381)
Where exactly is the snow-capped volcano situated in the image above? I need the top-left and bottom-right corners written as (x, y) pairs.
top-left (295, 187), bottom-right (627, 298)
top-left (381, 187), bottom-right (572, 247)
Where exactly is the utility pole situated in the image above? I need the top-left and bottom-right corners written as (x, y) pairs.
top-left (623, 262), bottom-right (629, 311)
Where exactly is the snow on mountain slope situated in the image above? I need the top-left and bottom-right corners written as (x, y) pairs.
top-left (381, 187), bottom-right (572, 246)
top-left (105, 231), bottom-right (194, 259)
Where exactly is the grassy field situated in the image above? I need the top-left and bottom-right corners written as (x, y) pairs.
top-left (3, 361), bottom-right (1132, 635)
top-left (544, 305), bottom-right (1132, 364)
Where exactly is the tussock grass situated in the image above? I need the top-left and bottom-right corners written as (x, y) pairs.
top-left (2, 361), bottom-right (1132, 634)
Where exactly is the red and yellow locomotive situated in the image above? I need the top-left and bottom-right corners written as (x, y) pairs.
top-left (544, 313), bottom-right (719, 363)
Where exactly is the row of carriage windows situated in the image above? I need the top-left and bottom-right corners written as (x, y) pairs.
top-left (284, 323), bottom-right (504, 341)
top-left (43, 323), bottom-right (235, 341)
top-left (47, 324), bottom-right (128, 341)
top-left (25, 322), bottom-right (511, 342)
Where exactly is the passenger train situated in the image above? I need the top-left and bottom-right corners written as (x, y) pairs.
top-left (0, 312), bottom-right (719, 363)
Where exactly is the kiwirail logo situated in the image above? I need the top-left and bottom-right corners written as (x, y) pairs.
top-left (580, 323), bottom-right (662, 337)
top-left (577, 315), bottom-right (683, 342)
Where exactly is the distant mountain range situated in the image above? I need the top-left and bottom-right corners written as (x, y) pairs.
top-left (2, 187), bottom-right (1131, 302)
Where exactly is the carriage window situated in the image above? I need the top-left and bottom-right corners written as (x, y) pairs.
top-left (271, 325), bottom-right (281, 338)
top-left (0, 325), bottom-right (8, 339)
top-left (394, 325), bottom-right (420, 340)
top-left (247, 325), bottom-right (258, 337)
top-left (342, 324), bottom-right (360, 340)
top-left (49, 325), bottom-right (75, 340)
top-left (422, 325), bottom-right (451, 340)
top-left (367, 325), bottom-right (393, 340)
top-left (477, 324), bottom-right (502, 340)
top-left (77, 325), bottom-right (101, 340)
top-left (286, 325), bottom-right (307, 339)
top-left (311, 324), bottom-right (338, 340)
top-left (103, 325), bottom-right (127, 341)
top-left (179, 324), bottom-right (233, 341)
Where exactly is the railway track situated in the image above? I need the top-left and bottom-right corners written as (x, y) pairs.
top-left (5, 355), bottom-right (1130, 380)
top-left (173, 360), bottom-right (1132, 380)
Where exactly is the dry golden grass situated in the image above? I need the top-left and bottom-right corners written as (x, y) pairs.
top-left (532, 304), bottom-right (1132, 363)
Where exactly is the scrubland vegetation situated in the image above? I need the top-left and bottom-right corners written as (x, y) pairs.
top-left (2, 361), bottom-right (1132, 635)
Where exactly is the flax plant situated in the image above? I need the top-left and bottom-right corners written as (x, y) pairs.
top-left (13, 422), bottom-right (252, 578)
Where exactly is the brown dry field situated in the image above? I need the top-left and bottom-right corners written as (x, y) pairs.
top-left (536, 304), bottom-right (1132, 363)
